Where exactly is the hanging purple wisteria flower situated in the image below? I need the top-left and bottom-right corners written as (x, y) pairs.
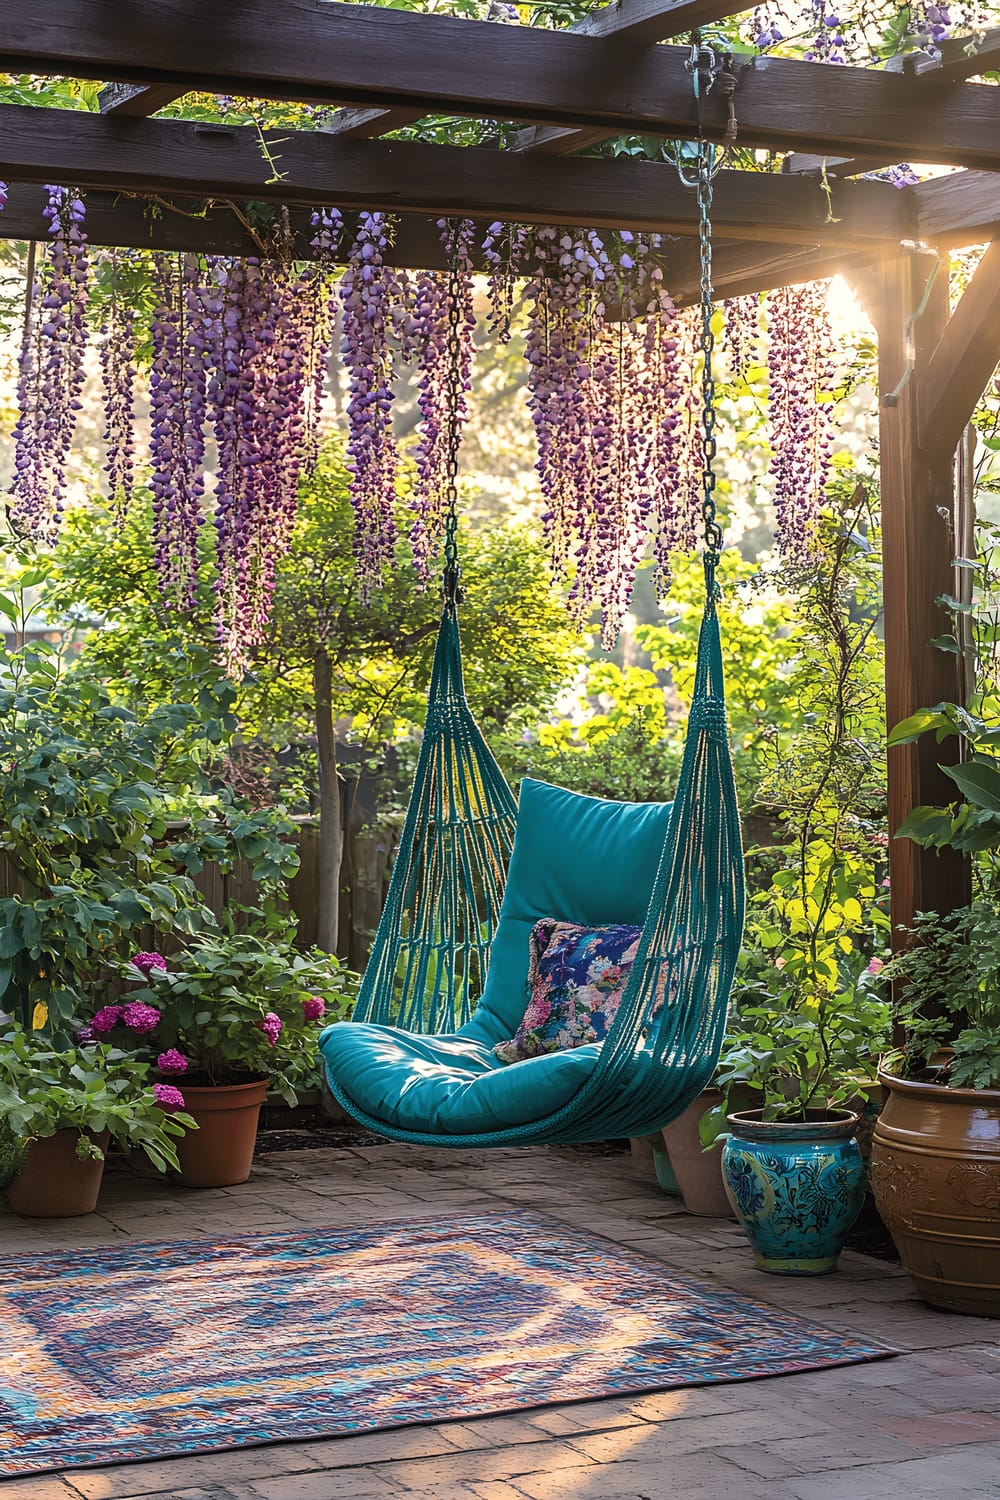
top-left (339, 211), bottom-right (403, 594)
top-left (523, 226), bottom-right (690, 645)
top-left (409, 218), bottom-right (478, 580)
top-left (99, 251), bottom-right (138, 518)
top-left (8, 186), bottom-right (89, 545)
top-left (766, 281), bottom-right (836, 562)
top-left (149, 252), bottom-right (209, 612)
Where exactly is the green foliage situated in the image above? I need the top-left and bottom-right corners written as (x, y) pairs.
top-left (0, 1029), bottom-right (196, 1173)
top-left (0, 583), bottom-right (298, 1034)
top-left (109, 932), bottom-right (358, 1102)
top-left (881, 905), bottom-right (1000, 1092)
top-left (43, 445), bottom-right (584, 776)
top-left (708, 484), bottom-right (890, 1128)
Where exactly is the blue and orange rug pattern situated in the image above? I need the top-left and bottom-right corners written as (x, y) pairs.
top-left (0, 1209), bottom-right (896, 1477)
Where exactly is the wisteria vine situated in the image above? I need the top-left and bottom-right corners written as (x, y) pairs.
top-left (3, 189), bottom-right (841, 654)
top-left (766, 282), bottom-right (836, 563)
top-left (8, 186), bottom-right (90, 545)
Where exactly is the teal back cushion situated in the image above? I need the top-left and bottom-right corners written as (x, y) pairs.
top-left (463, 779), bottom-right (673, 1044)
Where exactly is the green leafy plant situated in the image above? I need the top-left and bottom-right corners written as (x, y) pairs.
top-left (704, 484), bottom-right (891, 1136)
top-left (0, 569), bottom-right (299, 1034)
top-left (93, 932), bottom-right (358, 1102)
top-left (880, 905), bottom-right (1000, 1091)
top-left (0, 1028), bottom-right (195, 1172)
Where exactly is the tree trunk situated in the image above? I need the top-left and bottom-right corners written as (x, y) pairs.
top-left (313, 647), bottom-right (342, 954)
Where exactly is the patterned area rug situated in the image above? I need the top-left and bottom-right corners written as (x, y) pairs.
top-left (0, 1209), bottom-right (896, 1477)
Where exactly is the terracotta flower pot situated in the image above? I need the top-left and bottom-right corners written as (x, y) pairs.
top-left (6, 1128), bottom-right (109, 1217)
top-left (871, 1070), bottom-right (1000, 1317)
top-left (175, 1077), bottom-right (270, 1188)
top-left (660, 1090), bottom-right (735, 1218)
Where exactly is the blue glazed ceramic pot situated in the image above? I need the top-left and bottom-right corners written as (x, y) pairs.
top-left (722, 1109), bottom-right (867, 1275)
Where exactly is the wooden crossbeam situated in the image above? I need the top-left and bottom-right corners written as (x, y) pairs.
top-left (916, 26), bottom-right (1000, 85)
top-left (0, 104), bottom-right (911, 248)
top-left (572, 0), bottom-right (748, 44)
top-left (6, 2), bottom-right (1000, 171)
top-left (782, 153), bottom-right (895, 177)
top-left (322, 105), bottom-right (426, 138)
top-left (99, 82), bottom-right (187, 116)
top-left (0, 182), bottom-right (851, 303)
top-left (914, 169), bottom-right (1000, 247)
top-left (920, 238), bottom-right (1000, 456)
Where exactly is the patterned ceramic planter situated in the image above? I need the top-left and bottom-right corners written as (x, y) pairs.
top-left (871, 1071), bottom-right (1000, 1317)
top-left (722, 1109), bottom-right (866, 1275)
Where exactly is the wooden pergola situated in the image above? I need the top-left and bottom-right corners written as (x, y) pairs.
top-left (3, 0), bottom-right (1000, 942)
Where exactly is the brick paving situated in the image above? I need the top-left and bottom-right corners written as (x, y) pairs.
top-left (3, 1137), bottom-right (1000, 1500)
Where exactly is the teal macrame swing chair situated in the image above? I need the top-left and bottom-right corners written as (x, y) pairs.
top-left (320, 132), bottom-right (745, 1147)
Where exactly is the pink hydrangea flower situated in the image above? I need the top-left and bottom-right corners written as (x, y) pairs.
top-left (153, 1083), bottom-right (186, 1112)
top-left (121, 1001), bottom-right (160, 1035)
top-left (74, 1025), bottom-right (96, 1044)
top-left (131, 951), bottom-right (168, 975)
top-left (260, 1011), bottom-right (282, 1047)
top-left (156, 1048), bottom-right (188, 1075)
top-left (302, 996), bottom-right (326, 1022)
top-left (91, 1005), bottom-right (123, 1035)
top-left (866, 957), bottom-right (885, 975)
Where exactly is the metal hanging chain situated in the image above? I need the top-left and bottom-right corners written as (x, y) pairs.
top-left (675, 40), bottom-right (729, 603)
top-left (442, 225), bottom-right (465, 610)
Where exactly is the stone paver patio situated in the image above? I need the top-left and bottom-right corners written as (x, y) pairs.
top-left (3, 1137), bottom-right (1000, 1500)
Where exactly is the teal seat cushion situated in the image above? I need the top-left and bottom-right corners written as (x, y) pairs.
top-left (320, 779), bottom-right (671, 1137)
top-left (319, 1021), bottom-right (601, 1135)
top-left (462, 778), bottom-right (672, 1046)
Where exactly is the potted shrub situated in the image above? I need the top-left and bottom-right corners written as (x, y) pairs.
top-left (0, 1028), bottom-right (195, 1216)
top-left (870, 700), bottom-right (1000, 1315)
top-left (91, 931), bottom-right (356, 1187)
top-left (703, 942), bottom-right (890, 1275)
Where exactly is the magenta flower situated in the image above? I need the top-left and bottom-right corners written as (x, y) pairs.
top-left (91, 1005), bottom-right (123, 1035)
top-left (866, 957), bottom-right (885, 976)
top-left (153, 1083), bottom-right (186, 1112)
top-left (156, 1048), bottom-right (188, 1075)
top-left (131, 951), bottom-right (168, 975)
top-left (74, 1025), bottom-right (96, 1044)
top-left (260, 1011), bottom-right (282, 1047)
top-left (121, 1001), bottom-right (160, 1035)
top-left (302, 996), bottom-right (326, 1022)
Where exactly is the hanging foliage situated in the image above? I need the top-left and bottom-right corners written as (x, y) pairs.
top-left (409, 218), bottom-right (477, 581)
top-left (210, 247), bottom-right (333, 668)
top-left (723, 295), bottom-right (762, 383)
top-left (8, 186), bottom-right (89, 546)
top-left (523, 228), bottom-right (703, 645)
top-left (98, 253), bottom-right (137, 520)
top-left (766, 281), bottom-right (836, 563)
top-left (338, 211), bottom-right (403, 595)
top-left (149, 252), bottom-right (209, 612)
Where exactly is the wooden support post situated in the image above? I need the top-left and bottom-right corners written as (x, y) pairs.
top-left (877, 250), bottom-right (971, 941)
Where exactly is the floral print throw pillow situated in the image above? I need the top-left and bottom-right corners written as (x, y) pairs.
top-left (492, 918), bottom-right (643, 1065)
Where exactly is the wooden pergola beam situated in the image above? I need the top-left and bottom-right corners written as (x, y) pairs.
top-left (917, 26), bottom-right (1000, 85)
top-left (0, 105), bottom-right (911, 248)
top-left (914, 169), bottom-right (1000, 247)
top-left (99, 81), bottom-right (187, 116)
top-left (920, 238), bottom-right (1000, 456)
top-left (572, 0), bottom-right (748, 44)
top-left (7, 2), bottom-right (1000, 170)
top-left (782, 153), bottom-right (894, 177)
top-left (0, 181), bottom-right (857, 303)
top-left (877, 251), bottom-right (971, 938)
